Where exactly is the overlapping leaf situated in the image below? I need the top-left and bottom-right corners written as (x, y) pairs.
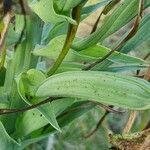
top-left (16, 69), bottom-right (61, 132)
top-left (15, 98), bottom-right (75, 137)
top-left (54, 0), bottom-right (84, 13)
top-left (36, 71), bottom-right (150, 110)
top-left (20, 101), bottom-right (96, 149)
top-left (72, 0), bottom-right (150, 50)
top-left (41, 0), bottom-right (112, 44)
top-left (33, 35), bottom-right (148, 66)
top-left (29, 0), bottom-right (78, 24)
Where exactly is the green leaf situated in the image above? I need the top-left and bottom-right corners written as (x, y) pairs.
top-left (0, 87), bottom-right (8, 103)
top-left (15, 109), bottom-right (48, 137)
top-left (14, 15), bottom-right (25, 34)
top-left (29, 0), bottom-right (76, 24)
top-left (56, 62), bottom-right (83, 73)
top-left (16, 69), bottom-right (61, 132)
top-left (15, 98), bottom-right (75, 137)
top-left (80, 45), bottom-right (148, 65)
top-left (36, 71), bottom-right (150, 110)
top-left (41, 22), bottom-right (67, 44)
top-left (72, 0), bottom-right (150, 50)
top-left (121, 14), bottom-right (150, 53)
top-left (41, 0), bottom-right (111, 44)
top-left (54, 101), bottom-right (96, 130)
top-left (33, 35), bottom-right (148, 65)
top-left (89, 13), bottom-right (150, 71)
top-left (104, 64), bottom-right (149, 72)
top-left (6, 24), bottom-right (20, 46)
top-left (0, 67), bottom-right (6, 86)
top-left (0, 121), bottom-right (21, 150)
top-left (20, 101), bottom-right (96, 149)
top-left (33, 35), bottom-right (95, 63)
top-left (54, 0), bottom-right (85, 12)
top-left (81, 0), bottom-right (111, 19)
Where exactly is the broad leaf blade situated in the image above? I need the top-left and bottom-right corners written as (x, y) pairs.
top-left (36, 71), bottom-right (150, 110)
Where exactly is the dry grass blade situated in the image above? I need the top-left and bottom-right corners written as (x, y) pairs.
top-left (123, 111), bottom-right (138, 134)
top-left (0, 12), bottom-right (12, 52)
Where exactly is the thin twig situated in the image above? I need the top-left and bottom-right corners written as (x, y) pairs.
top-left (143, 52), bottom-right (150, 60)
top-left (0, 12), bottom-right (12, 52)
top-left (83, 0), bottom-right (144, 71)
top-left (0, 97), bottom-right (62, 115)
top-left (84, 103), bottom-right (125, 138)
top-left (84, 111), bottom-right (109, 138)
top-left (90, 11), bottom-right (102, 34)
top-left (95, 102), bottom-right (124, 114)
top-left (85, 104), bottom-right (124, 138)
top-left (91, 0), bottom-right (121, 33)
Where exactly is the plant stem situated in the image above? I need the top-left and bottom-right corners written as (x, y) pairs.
top-left (0, 46), bottom-right (6, 69)
top-left (0, 97), bottom-right (62, 115)
top-left (47, 5), bottom-right (82, 76)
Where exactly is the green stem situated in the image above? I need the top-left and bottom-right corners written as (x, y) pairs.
top-left (47, 5), bottom-right (82, 76)
top-left (0, 46), bottom-right (6, 69)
